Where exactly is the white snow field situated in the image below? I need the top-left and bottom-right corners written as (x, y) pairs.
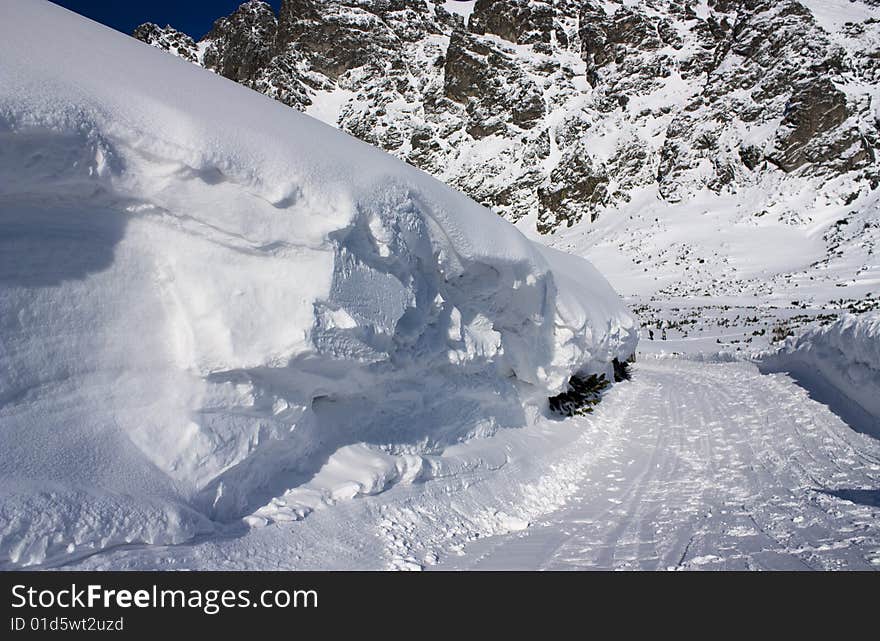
top-left (3, 0), bottom-right (880, 572)
top-left (0, 0), bottom-right (636, 568)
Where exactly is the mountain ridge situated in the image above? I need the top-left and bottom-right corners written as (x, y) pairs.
top-left (133, 0), bottom-right (880, 234)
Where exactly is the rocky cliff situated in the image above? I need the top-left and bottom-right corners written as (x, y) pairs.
top-left (135, 0), bottom-right (880, 235)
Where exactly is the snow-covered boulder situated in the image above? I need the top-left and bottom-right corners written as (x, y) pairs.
top-left (759, 313), bottom-right (880, 422)
top-left (0, 0), bottom-right (636, 567)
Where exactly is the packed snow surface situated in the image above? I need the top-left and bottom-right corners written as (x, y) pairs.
top-left (65, 358), bottom-right (880, 571)
top-left (0, 0), bottom-right (636, 567)
top-left (437, 359), bottom-right (880, 571)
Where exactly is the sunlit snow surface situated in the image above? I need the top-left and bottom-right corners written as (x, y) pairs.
top-left (442, 1), bottom-right (476, 20)
top-left (799, 0), bottom-right (876, 32)
top-left (3, 0), bottom-right (880, 572)
top-left (760, 313), bottom-right (880, 433)
top-left (0, 0), bottom-right (636, 568)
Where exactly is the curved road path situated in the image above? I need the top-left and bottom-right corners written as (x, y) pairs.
top-left (436, 359), bottom-right (880, 570)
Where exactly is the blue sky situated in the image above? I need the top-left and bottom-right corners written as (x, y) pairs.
top-left (50, 1), bottom-right (282, 39)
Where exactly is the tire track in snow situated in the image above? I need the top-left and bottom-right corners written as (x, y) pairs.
top-left (63, 358), bottom-right (880, 570)
top-left (436, 359), bottom-right (880, 570)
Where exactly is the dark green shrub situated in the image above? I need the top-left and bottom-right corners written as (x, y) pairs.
top-left (612, 357), bottom-right (631, 382)
top-left (548, 372), bottom-right (611, 417)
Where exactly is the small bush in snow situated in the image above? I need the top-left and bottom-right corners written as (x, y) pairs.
top-left (548, 373), bottom-right (611, 417)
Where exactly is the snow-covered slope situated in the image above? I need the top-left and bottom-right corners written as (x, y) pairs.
top-left (133, 0), bottom-right (880, 358)
top-left (0, 0), bottom-right (635, 567)
top-left (758, 313), bottom-right (880, 423)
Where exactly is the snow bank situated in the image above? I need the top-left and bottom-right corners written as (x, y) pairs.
top-left (758, 313), bottom-right (880, 422)
top-left (0, 0), bottom-right (636, 567)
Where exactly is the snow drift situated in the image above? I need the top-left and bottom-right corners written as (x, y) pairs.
top-left (759, 313), bottom-right (880, 424)
top-left (0, 0), bottom-right (636, 567)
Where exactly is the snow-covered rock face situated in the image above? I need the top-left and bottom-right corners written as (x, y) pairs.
top-left (0, 0), bottom-right (635, 566)
top-left (132, 22), bottom-right (200, 63)
top-left (135, 0), bottom-right (880, 234)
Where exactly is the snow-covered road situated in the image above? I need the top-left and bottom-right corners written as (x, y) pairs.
top-left (59, 358), bottom-right (880, 571)
top-left (437, 359), bottom-right (880, 570)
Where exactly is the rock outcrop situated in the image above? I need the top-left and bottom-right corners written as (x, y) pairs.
top-left (132, 22), bottom-right (199, 62)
